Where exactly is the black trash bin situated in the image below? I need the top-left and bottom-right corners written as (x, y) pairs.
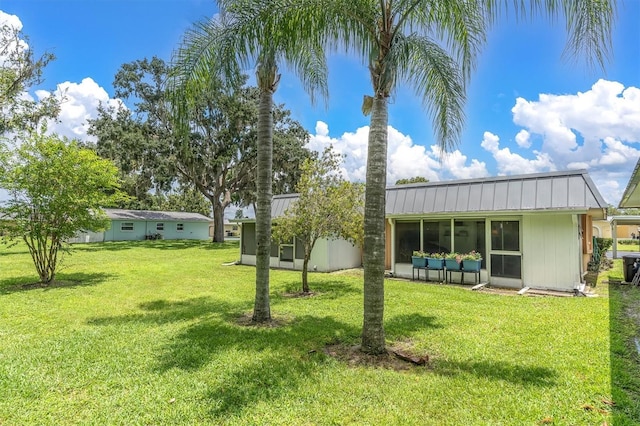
top-left (622, 254), bottom-right (640, 282)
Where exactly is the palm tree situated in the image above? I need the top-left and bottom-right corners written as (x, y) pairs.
top-left (170, 0), bottom-right (328, 323)
top-left (310, 0), bottom-right (614, 354)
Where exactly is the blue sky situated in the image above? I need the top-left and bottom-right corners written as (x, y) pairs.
top-left (2, 0), bottom-right (639, 206)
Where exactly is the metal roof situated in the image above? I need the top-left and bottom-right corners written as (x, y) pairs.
top-left (619, 157), bottom-right (640, 208)
top-left (271, 194), bottom-right (299, 218)
top-left (386, 169), bottom-right (607, 216)
top-left (104, 208), bottom-right (212, 222)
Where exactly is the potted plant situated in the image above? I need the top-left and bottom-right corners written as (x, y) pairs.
top-left (411, 250), bottom-right (427, 268)
top-left (444, 252), bottom-right (462, 271)
top-left (426, 252), bottom-right (445, 269)
top-left (461, 250), bottom-right (482, 271)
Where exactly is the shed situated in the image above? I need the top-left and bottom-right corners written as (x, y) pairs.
top-left (236, 194), bottom-right (362, 272)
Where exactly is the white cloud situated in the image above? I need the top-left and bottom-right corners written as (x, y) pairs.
top-left (511, 79), bottom-right (640, 163)
top-left (481, 131), bottom-right (556, 175)
top-left (479, 80), bottom-right (640, 205)
top-left (36, 78), bottom-right (124, 141)
top-left (515, 129), bottom-right (531, 148)
top-left (0, 11), bottom-right (29, 76)
top-left (308, 121), bottom-right (488, 184)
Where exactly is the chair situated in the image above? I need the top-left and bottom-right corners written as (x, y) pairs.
top-left (632, 261), bottom-right (640, 287)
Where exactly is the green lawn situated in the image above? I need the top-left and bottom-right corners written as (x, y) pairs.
top-left (0, 240), bottom-right (637, 425)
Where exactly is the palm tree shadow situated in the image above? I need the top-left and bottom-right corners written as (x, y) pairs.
top-left (385, 313), bottom-right (443, 338)
top-left (433, 359), bottom-right (557, 387)
top-left (90, 296), bottom-right (358, 419)
top-left (274, 279), bottom-right (361, 300)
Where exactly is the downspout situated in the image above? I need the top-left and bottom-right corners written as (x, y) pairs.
top-left (576, 214), bottom-right (585, 291)
top-left (389, 218), bottom-right (395, 275)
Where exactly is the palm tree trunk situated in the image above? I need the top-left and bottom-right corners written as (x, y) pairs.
top-left (361, 96), bottom-right (388, 354)
top-left (252, 85), bottom-right (273, 323)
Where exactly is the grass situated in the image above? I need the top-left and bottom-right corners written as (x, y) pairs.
top-left (0, 240), bottom-right (637, 425)
top-left (603, 260), bottom-right (640, 425)
top-left (616, 243), bottom-right (640, 252)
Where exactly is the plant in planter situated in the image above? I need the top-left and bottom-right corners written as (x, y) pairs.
top-left (462, 250), bottom-right (482, 271)
top-left (444, 252), bottom-right (462, 271)
top-left (411, 250), bottom-right (427, 267)
top-left (426, 252), bottom-right (445, 269)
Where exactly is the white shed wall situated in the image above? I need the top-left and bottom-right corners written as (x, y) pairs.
top-left (240, 238), bottom-right (361, 272)
top-left (522, 214), bottom-right (580, 291)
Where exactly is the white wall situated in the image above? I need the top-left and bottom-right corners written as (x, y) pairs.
top-left (241, 237), bottom-right (361, 272)
top-left (522, 214), bottom-right (580, 291)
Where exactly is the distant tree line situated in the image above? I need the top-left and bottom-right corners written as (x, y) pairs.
top-left (86, 57), bottom-right (314, 242)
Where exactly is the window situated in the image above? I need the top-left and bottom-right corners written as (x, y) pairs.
top-left (453, 220), bottom-right (486, 269)
top-left (491, 221), bottom-right (519, 251)
top-left (491, 254), bottom-right (522, 279)
top-left (176, 223), bottom-right (184, 231)
top-left (423, 220), bottom-right (451, 254)
top-left (279, 237), bottom-right (294, 262)
top-left (396, 222), bottom-right (420, 262)
top-left (121, 222), bottom-right (134, 231)
top-left (156, 223), bottom-right (164, 231)
top-left (490, 220), bottom-right (521, 279)
top-left (295, 237), bottom-right (305, 260)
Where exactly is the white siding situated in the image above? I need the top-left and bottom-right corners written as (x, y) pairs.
top-left (241, 238), bottom-right (361, 272)
top-left (522, 214), bottom-right (580, 291)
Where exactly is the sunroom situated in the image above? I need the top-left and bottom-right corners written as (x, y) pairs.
top-left (384, 170), bottom-right (607, 291)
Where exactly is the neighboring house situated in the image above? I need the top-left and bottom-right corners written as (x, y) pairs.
top-left (239, 169), bottom-right (607, 292)
top-left (224, 221), bottom-right (240, 238)
top-left (612, 156), bottom-right (640, 258)
top-left (70, 209), bottom-right (213, 243)
top-left (236, 194), bottom-right (362, 272)
top-left (385, 170), bottom-right (606, 291)
top-left (592, 217), bottom-right (640, 239)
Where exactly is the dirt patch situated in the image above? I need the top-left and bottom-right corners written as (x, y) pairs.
top-left (281, 291), bottom-right (317, 298)
top-left (324, 343), bottom-right (430, 371)
top-left (235, 313), bottom-right (293, 328)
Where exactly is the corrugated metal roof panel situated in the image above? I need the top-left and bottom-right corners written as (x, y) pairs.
top-left (552, 177), bottom-right (568, 208)
top-left (493, 181), bottom-right (508, 210)
top-left (535, 178), bottom-right (552, 209)
top-left (444, 185), bottom-right (458, 211)
top-left (456, 185), bottom-right (470, 211)
top-left (521, 180), bottom-right (537, 210)
top-left (507, 180), bottom-right (522, 210)
top-left (386, 169), bottom-right (606, 216)
top-left (271, 194), bottom-right (298, 217)
top-left (479, 182), bottom-right (495, 211)
top-left (568, 175), bottom-right (585, 207)
top-left (104, 209), bottom-right (212, 222)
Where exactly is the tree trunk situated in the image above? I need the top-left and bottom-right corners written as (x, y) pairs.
top-left (302, 256), bottom-right (310, 293)
top-left (212, 200), bottom-right (226, 243)
top-left (361, 97), bottom-right (388, 354)
top-left (252, 75), bottom-right (274, 323)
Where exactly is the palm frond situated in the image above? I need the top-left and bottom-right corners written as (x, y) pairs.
top-left (391, 33), bottom-right (466, 152)
top-left (484, 0), bottom-right (615, 70)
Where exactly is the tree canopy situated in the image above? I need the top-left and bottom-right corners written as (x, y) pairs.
top-left (0, 132), bottom-right (125, 283)
top-left (0, 22), bottom-right (59, 136)
top-left (395, 177), bottom-right (429, 185)
top-left (273, 148), bottom-right (364, 293)
top-left (89, 57), bottom-right (313, 242)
